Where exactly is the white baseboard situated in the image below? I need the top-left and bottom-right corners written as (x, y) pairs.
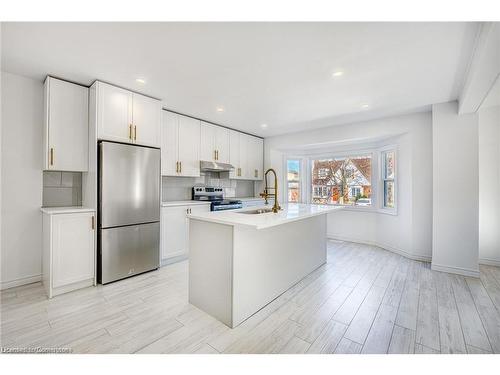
top-left (1, 274), bottom-right (41, 291)
top-left (431, 263), bottom-right (480, 278)
top-left (161, 254), bottom-right (188, 267)
top-left (479, 257), bottom-right (500, 267)
top-left (327, 234), bottom-right (432, 263)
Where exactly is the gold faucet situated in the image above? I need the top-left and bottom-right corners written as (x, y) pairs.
top-left (260, 168), bottom-right (282, 213)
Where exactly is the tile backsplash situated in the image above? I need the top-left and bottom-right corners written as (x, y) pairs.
top-left (42, 171), bottom-right (82, 207)
top-left (162, 172), bottom-right (255, 201)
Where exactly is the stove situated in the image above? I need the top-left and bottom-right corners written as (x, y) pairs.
top-left (192, 186), bottom-right (243, 211)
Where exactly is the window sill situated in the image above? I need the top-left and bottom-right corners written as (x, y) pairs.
top-left (314, 204), bottom-right (398, 216)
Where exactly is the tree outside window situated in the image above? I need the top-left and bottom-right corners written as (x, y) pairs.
top-left (311, 155), bottom-right (372, 206)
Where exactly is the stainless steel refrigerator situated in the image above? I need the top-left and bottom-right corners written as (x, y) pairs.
top-left (98, 141), bottom-right (160, 284)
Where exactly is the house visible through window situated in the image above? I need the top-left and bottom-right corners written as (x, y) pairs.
top-left (311, 155), bottom-right (372, 206)
top-left (382, 150), bottom-right (396, 208)
top-left (287, 159), bottom-right (300, 203)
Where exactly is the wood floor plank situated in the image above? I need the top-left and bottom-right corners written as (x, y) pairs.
top-left (343, 285), bottom-right (386, 344)
top-left (2, 241), bottom-right (499, 355)
top-left (361, 304), bottom-right (398, 353)
top-left (388, 325), bottom-right (416, 354)
top-left (434, 272), bottom-right (466, 354)
top-left (451, 275), bottom-right (492, 352)
top-left (414, 343), bottom-right (440, 354)
top-left (334, 338), bottom-right (362, 354)
top-left (306, 320), bottom-right (347, 353)
top-left (466, 277), bottom-right (500, 353)
top-left (415, 266), bottom-right (440, 351)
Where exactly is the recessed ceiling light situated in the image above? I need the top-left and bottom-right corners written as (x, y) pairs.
top-left (361, 104), bottom-right (370, 109)
top-left (216, 107), bottom-right (224, 112)
top-left (261, 123), bottom-right (268, 129)
top-left (332, 71), bottom-right (344, 77)
top-left (135, 78), bottom-right (146, 84)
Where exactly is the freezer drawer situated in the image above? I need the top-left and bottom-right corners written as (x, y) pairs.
top-left (100, 142), bottom-right (160, 228)
top-left (100, 222), bottom-right (159, 284)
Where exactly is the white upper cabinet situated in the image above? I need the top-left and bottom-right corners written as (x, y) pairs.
top-left (96, 82), bottom-right (132, 144)
top-left (214, 126), bottom-right (230, 163)
top-left (132, 93), bottom-right (161, 147)
top-left (178, 115), bottom-right (201, 177)
top-left (95, 81), bottom-right (161, 147)
top-left (229, 131), bottom-right (250, 179)
top-left (161, 111), bottom-right (200, 177)
top-left (161, 111), bottom-right (179, 176)
top-left (228, 132), bottom-right (263, 180)
top-left (43, 77), bottom-right (89, 171)
top-left (248, 136), bottom-right (264, 180)
top-left (200, 121), bottom-right (229, 163)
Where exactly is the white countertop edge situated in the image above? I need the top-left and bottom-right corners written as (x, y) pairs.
top-left (187, 204), bottom-right (343, 230)
top-left (161, 200), bottom-right (211, 207)
top-left (41, 206), bottom-right (96, 214)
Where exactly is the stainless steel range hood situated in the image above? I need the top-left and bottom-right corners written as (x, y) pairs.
top-left (200, 160), bottom-right (235, 172)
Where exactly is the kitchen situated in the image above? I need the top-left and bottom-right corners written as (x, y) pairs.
top-left (1, 12), bottom-right (500, 370)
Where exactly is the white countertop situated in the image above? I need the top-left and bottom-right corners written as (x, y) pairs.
top-left (161, 200), bottom-right (211, 207)
top-left (187, 203), bottom-right (342, 230)
top-left (41, 206), bottom-right (95, 214)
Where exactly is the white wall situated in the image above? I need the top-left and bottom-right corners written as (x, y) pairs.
top-left (1, 71), bottom-right (44, 289)
top-left (478, 105), bottom-right (500, 266)
top-left (432, 101), bottom-right (479, 277)
top-left (264, 111), bottom-right (433, 261)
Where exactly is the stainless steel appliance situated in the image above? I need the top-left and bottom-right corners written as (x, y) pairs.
top-left (98, 141), bottom-right (160, 284)
top-left (192, 186), bottom-right (243, 211)
top-left (199, 160), bottom-right (235, 172)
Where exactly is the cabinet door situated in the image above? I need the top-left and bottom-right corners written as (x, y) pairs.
top-left (97, 82), bottom-right (133, 143)
top-left (44, 77), bottom-right (89, 171)
top-left (215, 126), bottom-right (230, 163)
top-left (229, 130), bottom-right (240, 179)
top-left (200, 122), bottom-right (216, 161)
top-left (161, 111), bottom-right (179, 176)
top-left (178, 115), bottom-right (201, 177)
top-left (254, 137), bottom-right (264, 180)
top-left (132, 94), bottom-right (161, 147)
top-left (52, 213), bottom-right (95, 288)
top-left (239, 133), bottom-right (250, 179)
top-left (161, 206), bottom-right (189, 260)
top-left (248, 136), bottom-right (264, 180)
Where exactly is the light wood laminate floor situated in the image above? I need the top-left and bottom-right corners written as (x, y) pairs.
top-left (2, 241), bottom-right (500, 354)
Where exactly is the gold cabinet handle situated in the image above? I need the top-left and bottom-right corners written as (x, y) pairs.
top-left (134, 125), bottom-right (137, 141)
top-left (129, 124), bottom-right (133, 140)
top-left (214, 150), bottom-right (217, 161)
top-left (179, 161), bottom-right (182, 173)
top-left (49, 147), bottom-right (54, 166)
top-left (91, 216), bottom-right (95, 230)
top-left (176, 161), bottom-right (179, 173)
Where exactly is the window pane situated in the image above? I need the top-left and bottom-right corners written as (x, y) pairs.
top-left (287, 160), bottom-right (300, 203)
top-left (311, 156), bottom-right (372, 206)
top-left (384, 180), bottom-right (395, 208)
top-left (384, 151), bottom-right (395, 179)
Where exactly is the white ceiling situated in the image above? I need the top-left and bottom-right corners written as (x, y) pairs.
top-left (1, 22), bottom-right (479, 136)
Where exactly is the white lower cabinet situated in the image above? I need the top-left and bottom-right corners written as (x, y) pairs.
top-left (42, 209), bottom-right (96, 298)
top-left (160, 203), bottom-right (210, 264)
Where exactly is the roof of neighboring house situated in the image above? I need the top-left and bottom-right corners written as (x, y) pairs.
top-left (312, 157), bottom-right (371, 185)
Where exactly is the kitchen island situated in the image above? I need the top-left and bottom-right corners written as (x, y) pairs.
top-left (187, 203), bottom-right (342, 328)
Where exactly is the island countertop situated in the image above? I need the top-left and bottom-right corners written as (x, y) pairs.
top-left (187, 203), bottom-right (342, 230)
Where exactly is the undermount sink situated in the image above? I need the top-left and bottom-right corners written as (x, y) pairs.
top-left (238, 208), bottom-right (274, 215)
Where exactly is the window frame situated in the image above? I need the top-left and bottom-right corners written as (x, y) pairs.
top-left (285, 157), bottom-right (303, 203)
top-left (379, 146), bottom-right (398, 214)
